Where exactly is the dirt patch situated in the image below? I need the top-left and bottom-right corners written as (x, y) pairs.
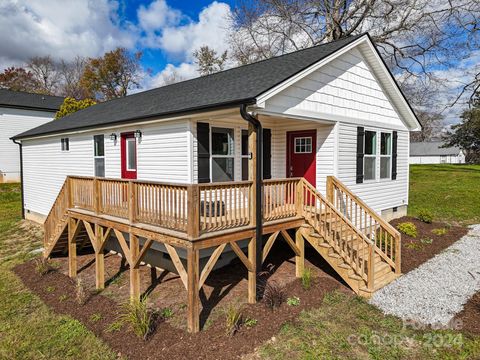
top-left (14, 243), bottom-right (351, 360)
top-left (390, 216), bottom-right (468, 274)
top-left (455, 292), bottom-right (480, 335)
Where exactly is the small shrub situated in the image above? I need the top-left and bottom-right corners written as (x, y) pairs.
top-left (405, 242), bottom-right (423, 250)
top-left (106, 320), bottom-right (123, 333)
top-left (263, 280), bottom-right (286, 310)
top-left (287, 296), bottom-right (300, 306)
top-left (119, 296), bottom-right (157, 340)
top-left (396, 222), bottom-right (417, 238)
top-left (301, 268), bottom-right (312, 290)
top-left (160, 307), bottom-right (174, 319)
top-left (224, 303), bottom-right (243, 336)
top-left (420, 237), bottom-right (433, 245)
top-left (58, 294), bottom-right (68, 302)
top-left (46, 286), bottom-right (55, 293)
top-left (35, 257), bottom-right (54, 275)
top-left (417, 209), bottom-right (433, 224)
top-left (75, 278), bottom-right (88, 305)
top-left (90, 313), bottom-right (102, 322)
top-left (244, 317), bottom-right (257, 328)
top-left (432, 228), bottom-right (448, 236)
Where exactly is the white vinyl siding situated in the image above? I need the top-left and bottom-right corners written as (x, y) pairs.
top-left (22, 119), bottom-right (191, 217)
top-left (264, 47), bottom-right (406, 130)
top-left (0, 107), bottom-right (54, 182)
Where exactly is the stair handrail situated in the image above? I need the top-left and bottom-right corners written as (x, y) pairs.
top-left (43, 178), bottom-right (69, 250)
top-left (326, 176), bottom-right (401, 274)
top-left (300, 178), bottom-right (375, 288)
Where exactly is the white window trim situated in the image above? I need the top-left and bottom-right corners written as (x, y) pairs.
top-left (363, 130), bottom-right (377, 182)
top-left (210, 126), bottom-right (235, 182)
top-left (61, 138), bottom-right (70, 152)
top-left (294, 136), bottom-right (313, 154)
top-left (126, 138), bottom-right (137, 171)
top-left (379, 131), bottom-right (393, 180)
top-left (241, 129), bottom-right (249, 181)
top-left (93, 135), bottom-right (105, 177)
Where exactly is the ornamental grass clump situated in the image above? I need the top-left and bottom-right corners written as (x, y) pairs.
top-left (224, 303), bottom-right (243, 336)
top-left (396, 222), bottom-right (417, 238)
top-left (35, 257), bottom-right (54, 276)
top-left (263, 280), bottom-right (287, 310)
top-left (119, 296), bottom-right (158, 340)
top-left (301, 268), bottom-right (312, 290)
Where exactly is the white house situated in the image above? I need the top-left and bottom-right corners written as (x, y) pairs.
top-left (409, 141), bottom-right (465, 164)
top-left (11, 34), bottom-right (422, 321)
top-left (13, 33), bottom-right (421, 224)
top-left (1, 89), bottom-right (63, 182)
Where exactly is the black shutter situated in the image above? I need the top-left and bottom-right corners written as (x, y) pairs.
top-left (263, 128), bottom-right (272, 179)
top-left (197, 122), bottom-right (210, 183)
top-left (392, 131), bottom-right (398, 180)
top-left (356, 127), bottom-right (364, 184)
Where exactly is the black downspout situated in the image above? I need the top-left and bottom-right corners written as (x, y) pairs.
top-left (12, 139), bottom-right (25, 219)
top-left (240, 104), bottom-right (263, 289)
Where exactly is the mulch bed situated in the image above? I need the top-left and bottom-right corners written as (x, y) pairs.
top-left (454, 292), bottom-right (480, 335)
top-left (390, 216), bottom-right (468, 273)
top-left (13, 216), bottom-right (469, 359)
top-left (14, 243), bottom-right (351, 360)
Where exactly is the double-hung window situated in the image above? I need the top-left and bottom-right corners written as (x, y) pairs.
top-left (364, 130), bottom-right (376, 181)
top-left (94, 135), bottom-right (105, 177)
top-left (61, 138), bottom-right (69, 151)
top-left (211, 127), bottom-right (234, 182)
top-left (380, 132), bottom-right (392, 179)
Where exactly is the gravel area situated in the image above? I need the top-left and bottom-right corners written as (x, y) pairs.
top-left (370, 224), bottom-right (480, 326)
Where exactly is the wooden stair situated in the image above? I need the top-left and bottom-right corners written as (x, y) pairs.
top-left (299, 177), bottom-right (402, 297)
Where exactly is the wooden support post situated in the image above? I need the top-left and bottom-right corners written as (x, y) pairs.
top-left (65, 176), bottom-right (72, 209)
top-left (248, 236), bottom-right (256, 303)
top-left (295, 229), bottom-right (305, 278)
top-left (128, 181), bottom-right (136, 224)
top-left (367, 244), bottom-right (375, 290)
top-left (67, 217), bottom-right (77, 278)
top-left (326, 176), bottom-right (334, 203)
top-left (95, 224), bottom-right (105, 290)
top-left (187, 184), bottom-right (200, 239)
top-left (129, 233), bottom-right (140, 301)
top-left (187, 247), bottom-right (200, 333)
top-left (395, 233), bottom-right (401, 274)
top-left (93, 178), bottom-right (100, 214)
top-left (296, 179), bottom-right (304, 216)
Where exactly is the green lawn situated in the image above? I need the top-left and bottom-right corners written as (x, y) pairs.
top-left (0, 183), bottom-right (116, 360)
top-left (408, 164), bottom-right (480, 225)
top-left (1, 164), bottom-right (479, 359)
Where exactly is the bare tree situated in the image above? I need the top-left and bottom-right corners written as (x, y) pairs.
top-left (58, 57), bottom-right (91, 99)
top-left (193, 46), bottom-right (228, 76)
top-left (230, 0), bottom-right (480, 103)
top-left (26, 56), bottom-right (60, 95)
top-left (162, 69), bottom-right (185, 85)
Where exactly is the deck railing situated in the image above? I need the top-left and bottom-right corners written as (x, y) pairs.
top-left (44, 181), bottom-right (68, 250)
top-left (326, 176), bottom-right (401, 274)
top-left (67, 176), bottom-right (303, 238)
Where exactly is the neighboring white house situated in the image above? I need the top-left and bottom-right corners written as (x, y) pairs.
top-left (409, 141), bottom-right (465, 164)
top-left (12, 33), bottom-right (421, 224)
top-left (0, 89), bottom-right (63, 182)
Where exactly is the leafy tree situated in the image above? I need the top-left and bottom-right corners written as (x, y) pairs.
top-left (193, 46), bottom-right (228, 76)
top-left (81, 48), bottom-right (143, 101)
top-left (0, 67), bottom-right (38, 92)
top-left (443, 104), bottom-right (480, 163)
top-left (58, 57), bottom-right (91, 99)
top-left (55, 97), bottom-right (96, 119)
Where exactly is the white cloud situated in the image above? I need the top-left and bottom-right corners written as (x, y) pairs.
top-left (0, 0), bottom-right (137, 68)
top-left (140, 1), bottom-right (232, 62)
top-left (146, 62), bottom-right (198, 88)
top-left (137, 0), bottom-right (182, 35)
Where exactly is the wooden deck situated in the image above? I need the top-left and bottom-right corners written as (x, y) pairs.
top-left (43, 175), bottom-right (401, 333)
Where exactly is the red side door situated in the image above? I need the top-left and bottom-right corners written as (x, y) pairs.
top-left (287, 130), bottom-right (316, 187)
top-left (121, 132), bottom-right (137, 179)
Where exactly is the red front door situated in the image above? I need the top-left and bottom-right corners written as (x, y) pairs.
top-left (121, 132), bottom-right (137, 179)
top-left (287, 130), bottom-right (316, 187)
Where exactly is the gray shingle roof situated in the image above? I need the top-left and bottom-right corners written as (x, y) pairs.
top-left (12, 34), bottom-right (364, 140)
top-left (410, 142), bottom-right (463, 156)
top-left (0, 89), bottom-right (64, 112)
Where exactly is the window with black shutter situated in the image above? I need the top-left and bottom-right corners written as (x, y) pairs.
top-left (392, 131), bottom-right (398, 180)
